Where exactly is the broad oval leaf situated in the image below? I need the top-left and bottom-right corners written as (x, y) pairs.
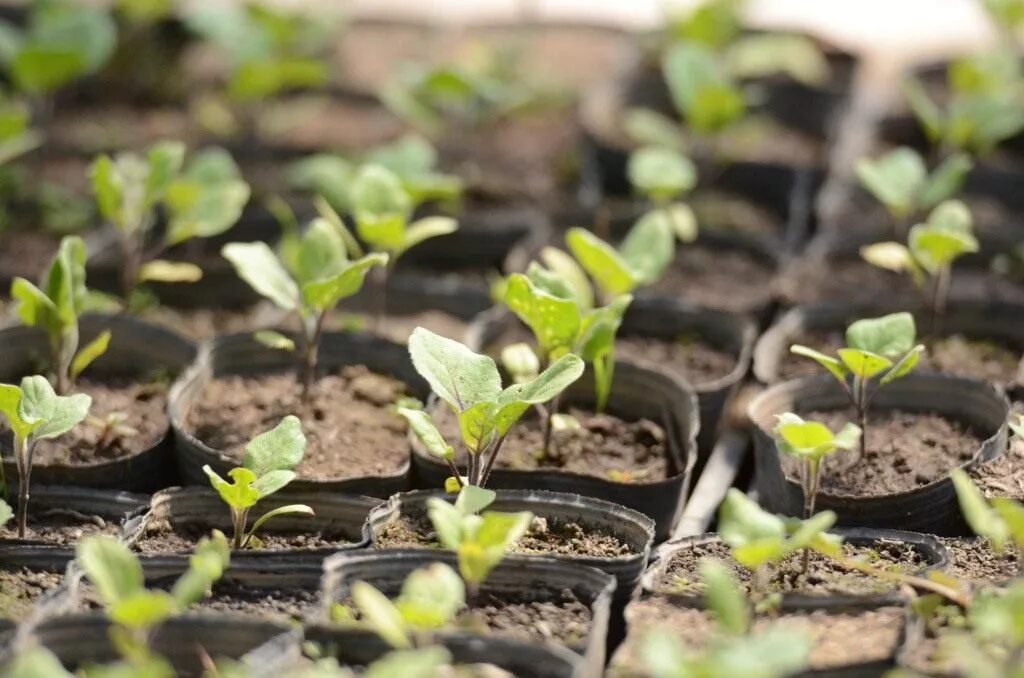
top-left (251, 469), bottom-right (296, 498)
top-left (301, 252), bottom-right (389, 312)
top-left (502, 273), bottom-right (580, 358)
top-left (408, 327), bottom-right (501, 412)
top-left (352, 581), bottom-right (411, 649)
top-left (837, 348), bottom-right (893, 379)
top-left (395, 562), bottom-right (465, 630)
top-left (627, 146), bottom-right (697, 201)
top-left (855, 147), bottom-right (927, 218)
top-left (222, 241), bottom-right (299, 311)
top-left (18, 375), bottom-right (90, 440)
top-left (76, 535), bottom-right (144, 607)
top-left (845, 312), bottom-right (917, 357)
top-left (619, 210), bottom-right (678, 284)
top-left (565, 227), bottom-right (637, 297)
top-left (109, 589), bottom-right (178, 630)
top-left (455, 485), bottom-right (496, 515)
top-left (243, 415), bottom-right (306, 476)
top-left (397, 407), bottom-right (453, 460)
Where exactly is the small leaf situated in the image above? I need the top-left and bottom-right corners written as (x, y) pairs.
top-left (565, 227), bottom-right (637, 297)
top-left (627, 146), bottom-right (697, 201)
top-left (920, 153), bottom-right (973, 209)
top-left (395, 563), bottom-right (465, 630)
top-left (846, 312), bottom-right (917, 357)
top-left (880, 344), bottom-right (925, 384)
top-left (837, 348), bottom-right (893, 380)
top-left (222, 242), bottom-right (299, 311)
top-left (109, 590), bottom-right (178, 630)
top-left (251, 470), bottom-right (296, 498)
top-left (700, 558), bottom-right (749, 635)
top-left (408, 327), bottom-right (502, 412)
top-left (253, 330), bottom-right (295, 352)
top-left (352, 581), bottom-right (411, 649)
top-left (855, 147), bottom-right (927, 219)
top-left (903, 78), bottom-right (944, 145)
top-left (426, 497), bottom-right (464, 550)
top-left (246, 504), bottom-right (314, 539)
top-left (203, 465), bottom-right (260, 510)
top-left (364, 647), bottom-right (452, 678)
top-left (619, 209), bottom-right (679, 284)
top-left (952, 469), bottom-right (1008, 552)
top-left (502, 273), bottom-right (580, 358)
top-left (789, 345), bottom-right (847, 382)
top-left (170, 530), bottom-right (230, 607)
top-left (76, 535), bottom-right (144, 607)
top-left (19, 375), bottom-right (91, 440)
top-left (860, 242), bottom-right (915, 273)
top-left (0, 499), bottom-right (12, 527)
top-left (397, 216), bottom-right (458, 259)
top-left (243, 415), bottom-right (306, 477)
top-left (300, 252), bottom-right (389, 312)
top-left (622, 107), bottom-right (687, 149)
top-left (455, 485), bottom-right (496, 515)
top-left (539, 246), bottom-right (593, 310)
top-left (70, 330), bottom-right (110, 380)
top-left (397, 407), bottom-right (453, 460)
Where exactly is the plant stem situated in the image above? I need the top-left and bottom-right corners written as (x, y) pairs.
top-left (301, 313), bottom-right (327, 403)
top-left (931, 266), bottom-right (951, 337)
top-left (15, 436), bottom-right (31, 539)
top-left (480, 434), bottom-right (507, 488)
top-left (852, 376), bottom-right (867, 465)
top-left (800, 459), bottom-right (820, 575)
top-left (231, 508), bottom-right (247, 550)
top-left (445, 457), bottom-right (464, 489)
top-left (541, 393), bottom-right (562, 461)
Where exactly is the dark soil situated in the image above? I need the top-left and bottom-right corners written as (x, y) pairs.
top-left (971, 430), bottom-right (1024, 501)
top-left (2, 378), bottom-right (169, 466)
top-left (131, 518), bottom-right (358, 555)
top-left (780, 409), bottom-right (981, 496)
top-left (435, 405), bottom-right (669, 483)
top-left (616, 335), bottom-right (738, 387)
top-left (646, 244), bottom-right (777, 314)
top-left (0, 568), bottom-right (64, 622)
top-left (0, 509), bottom-right (120, 545)
top-left (778, 331), bottom-right (1020, 384)
top-left (457, 588), bottom-right (592, 647)
top-left (939, 536), bottom-right (1021, 584)
top-left (652, 539), bottom-right (927, 597)
top-left (611, 596), bottom-right (904, 673)
top-left (186, 366), bottom-right (412, 481)
top-left (374, 511), bottom-right (633, 558)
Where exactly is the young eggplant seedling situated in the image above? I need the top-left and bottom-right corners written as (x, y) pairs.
top-left (91, 141), bottom-right (251, 308)
top-left (202, 415), bottom-right (314, 550)
top-left (855, 147), bottom-right (972, 237)
top-left (222, 215), bottom-right (388, 401)
top-left (76, 531), bottom-right (230, 675)
top-left (773, 413), bottom-right (861, 519)
top-left (951, 468), bottom-right (1024, 556)
top-left (10, 235), bottom-right (110, 394)
top-left (790, 312), bottom-right (925, 464)
top-left (0, 375), bottom-right (90, 538)
top-left (399, 327), bottom-right (584, 490)
top-left (861, 200), bottom-right (979, 330)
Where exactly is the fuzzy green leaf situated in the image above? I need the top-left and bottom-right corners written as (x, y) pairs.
top-left (789, 345), bottom-right (846, 382)
top-left (243, 415), bottom-right (306, 477)
top-left (222, 241), bottom-right (299, 311)
top-left (70, 330), bottom-right (110, 380)
top-left (18, 375), bottom-right (91, 439)
top-left (627, 146), bottom-right (697, 201)
top-left (846, 312), bottom-right (917, 357)
top-left (204, 466), bottom-right (260, 510)
top-left (565, 227), bottom-right (637, 297)
top-left (76, 535), bottom-right (144, 607)
top-left (352, 581), bottom-right (411, 649)
top-left (855, 147), bottom-right (927, 219)
top-left (503, 273), bottom-right (580, 358)
top-left (301, 252), bottom-right (389, 312)
top-left (398, 407), bottom-right (454, 460)
top-left (395, 562), bottom-right (465, 630)
top-left (837, 348), bottom-right (893, 380)
top-left (408, 327), bottom-right (502, 412)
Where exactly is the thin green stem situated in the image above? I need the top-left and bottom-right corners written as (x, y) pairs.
top-left (15, 436), bottom-right (31, 539)
top-left (541, 393), bottom-right (562, 460)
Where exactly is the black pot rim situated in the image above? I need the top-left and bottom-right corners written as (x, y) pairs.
top-left (746, 373), bottom-right (1010, 501)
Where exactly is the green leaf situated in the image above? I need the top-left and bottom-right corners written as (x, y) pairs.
top-left (352, 581), bottom-right (411, 649)
top-left (76, 535), bottom-right (144, 607)
top-left (855, 147), bottom-right (926, 219)
top-left (860, 242), bottom-right (916, 274)
top-left (314, 195), bottom-right (364, 258)
top-left (138, 260), bottom-right (203, 283)
top-left (880, 344), bottom-right (925, 384)
top-left (502, 273), bottom-right (580, 358)
top-left (395, 562), bottom-right (465, 630)
top-left (251, 470), bottom-right (296, 498)
top-left (397, 408), bottom-right (454, 460)
top-left (287, 154), bottom-right (354, 213)
top-left (627, 146), bottom-right (697, 201)
top-left (622, 107), bottom-right (687, 150)
top-left (0, 383), bottom-right (38, 441)
top-left (222, 241), bottom-right (299, 311)
top-left (109, 590), bottom-right (178, 630)
top-left (47, 234), bottom-right (86, 327)
top-left (909, 216), bottom-right (979, 274)
top-left (170, 530), bottom-right (230, 607)
top-left (837, 348), bottom-right (893, 380)
top-left (565, 227), bottom-right (637, 297)
top-left (492, 353), bottom-right (585, 436)
top-left (426, 496), bottom-right (463, 550)
top-left (243, 415), bottom-right (306, 476)
top-left (455, 485), bottom-right (496, 515)
top-left (10, 277), bottom-right (58, 334)
top-left (253, 330), bottom-right (295, 352)
top-left (351, 164), bottom-right (412, 251)
top-left (619, 209), bottom-right (680, 284)
top-left (458, 402), bottom-right (497, 453)
top-left (846, 312), bottom-right (917, 357)
top-left (246, 504), bottom-right (314, 538)
top-left (700, 558), bottom-right (749, 635)
top-left (396, 216), bottom-right (458, 259)
top-left (662, 42), bottom-right (745, 133)
top-left (991, 498), bottom-right (1024, 550)
top-left (70, 330), bottom-right (110, 380)
top-left (951, 468), bottom-right (1008, 551)
top-left (718, 489), bottom-right (787, 570)
top-left (789, 345), bottom-right (847, 382)
top-left (203, 466), bottom-right (260, 510)
top-left (500, 342), bottom-right (540, 384)
top-left (408, 327), bottom-right (501, 412)
top-left (293, 217), bottom-right (349, 285)
top-left (1, 646), bottom-right (74, 678)
top-left (539, 247), bottom-right (593, 310)
top-left (458, 510), bottom-right (532, 585)
top-left (91, 154), bottom-right (121, 226)
top-left (775, 414), bottom-right (859, 461)
top-left (18, 375), bottom-right (91, 439)
top-left (726, 33), bottom-right (829, 86)
top-left (301, 252), bottom-right (389, 312)
top-left (927, 199), bottom-right (973, 234)
top-left (920, 153), bottom-right (973, 209)
top-left (144, 141), bottom-right (186, 206)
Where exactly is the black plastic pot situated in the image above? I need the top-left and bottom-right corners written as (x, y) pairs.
top-left (169, 330), bottom-right (429, 496)
top-left (643, 528), bottom-right (948, 608)
top-left (0, 485), bottom-right (148, 551)
top-left (754, 300), bottom-right (1024, 388)
top-left (748, 374), bottom-right (1009, 534)
top-left (24, 613), bottom-right (292, 677)
top-left (467, 301), bottom-right (754, 468)
top-left (320, 549), bottom-right (615, 676)
top-left (303, 625), bottom-right (584, 678)
top-left (611, 593), bottom-right (907, 678)
top-left (366, 488), bottom-right (654, 602)
top-left (0, 314), bottom-right (195, 492)
top-left (121, 487), bottom-right (377, 566)
top-left (0, 541), bottom-right (80, 632)
top-left (409, 360), bottom-right (699, 542)
top-left (673, 430), bottom-right (751, 539)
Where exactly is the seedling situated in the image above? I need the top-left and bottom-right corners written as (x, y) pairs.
top-left (639, 559), bottom-right (813, 678)
top-left (951, 468), bottom-right (1024, 555)
top-left (426, 485), bottom-right (533, 590)
top-left (76, 531), bottom-right (229, 674)
top-left (904, 49), bottom-right (1024, 156)
top-left (0, 94), bottom-right (41, 167)
top-left (91, 142), bottom-right (251, 306)
top-left (10, 235), bottom-right (110, 394)
top-left (202, 415), bottom-right (314, 550)
top-left (399, 327), bottom-right (584, 489)
top-left (85, 411), bottom-right (138, 453)
top-left (774, 413), bottom-right (861, 519)
top-left (0, 0), bottom-right (116, 100)
top-left (287, 135), bottom-right (463, 216)
top-left (221, 216), bottom-right (388, 400)
top-left (0, 375), bottom-right (90, 538)
top-left (790, 312), bottom-right (925, 463)
top-left (861, 200), bottom-right (979, 326)
top-left (855, 147), bottom-right (972, 235)
top-left (503, 264), bottom-right (631, 449)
